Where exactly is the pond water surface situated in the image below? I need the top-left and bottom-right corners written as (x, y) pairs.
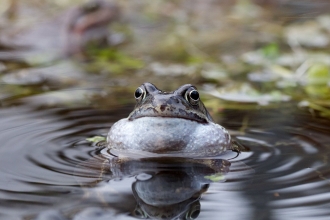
top-left (0, 102), bottom-right (329, 220)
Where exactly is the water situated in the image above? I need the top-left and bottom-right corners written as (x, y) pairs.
top-left (0, 101), bottom-right (329, 220)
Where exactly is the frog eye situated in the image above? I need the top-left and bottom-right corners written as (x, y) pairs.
top-left (185, 89), bottom-right (199, 105)
top-left (134, 87), bottom-right (146, 101)
top-left (185, 202), bottom-right (200, 219)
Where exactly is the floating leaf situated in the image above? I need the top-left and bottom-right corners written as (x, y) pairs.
top-left (306, 64), bottom-right (330, 85)
top-left (285, 21), bottom-right (329, 48)
top-left (86, 136), bottom-right (106, 143)
top-left (208, 83), bottom-right (291, 105)
top-left (305, 64), bottom-right (330, 98)
top-left (204, 173), bottom-right (225, 182)
top-left (261, 43), bottom-right (279, 59)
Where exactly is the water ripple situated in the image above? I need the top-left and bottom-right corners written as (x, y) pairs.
top-left (0, 106), bottom-right (329, 219)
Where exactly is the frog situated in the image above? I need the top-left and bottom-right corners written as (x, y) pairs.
top-left (107, 82), bottom-right (232, 158)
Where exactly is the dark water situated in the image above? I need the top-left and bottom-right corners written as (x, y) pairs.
top-left (0, 101), bottom-right (329, 220)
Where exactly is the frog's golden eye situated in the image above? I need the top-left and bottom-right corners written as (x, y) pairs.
top-left (185, 89), bottom-right (199, 105)
top-left (134, 87), bottom-right (146, 101)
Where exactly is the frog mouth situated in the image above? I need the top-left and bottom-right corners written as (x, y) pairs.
top-left (128, 108), bottom-right (208, 123)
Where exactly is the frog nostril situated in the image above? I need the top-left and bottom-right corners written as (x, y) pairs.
top-left (160, 105), bottom-right (166, 112)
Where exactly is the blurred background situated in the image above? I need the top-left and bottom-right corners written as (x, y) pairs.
top-left (0, 0), bottom-right (329, 113)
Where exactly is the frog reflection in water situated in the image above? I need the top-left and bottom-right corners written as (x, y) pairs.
top-left (107, 83), bottom-right (232, 157)
top-left (76, 155), bottom-right (231, 220)
top-left (126, 158), bottom-right (230, 219)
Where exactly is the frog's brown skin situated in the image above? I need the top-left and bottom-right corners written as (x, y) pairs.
top-left (107, 83), bottom-right (232, 158)
top-left (128, 83), bottom-right (213, 123)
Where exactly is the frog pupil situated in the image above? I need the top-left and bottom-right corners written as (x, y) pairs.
top-left (189, 90), bottom-right (199, 101)
top-left (190, 209), bottom-right (200, 219)
top-left (135, 87), bottom-right (143, 99)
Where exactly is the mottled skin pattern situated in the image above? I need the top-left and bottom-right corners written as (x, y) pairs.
top-left (107, 82), bottom-right (231, 157)
top-left (128, 83), bottom-right (213, 123)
